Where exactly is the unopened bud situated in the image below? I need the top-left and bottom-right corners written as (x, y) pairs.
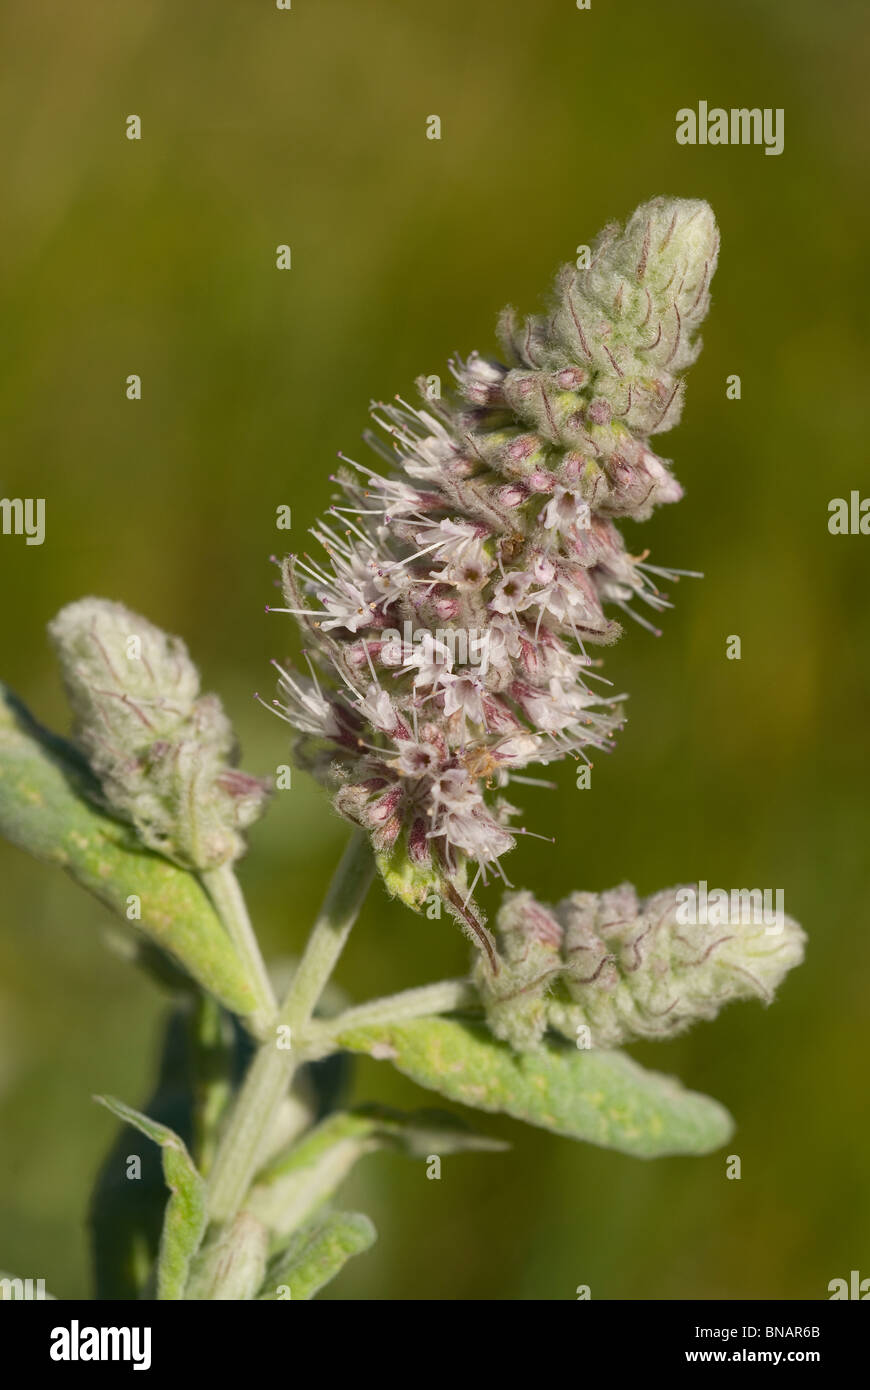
top-left (551, 884), bottom-right (805, 1047)
top-left (477, 882), bottom-right (804, 1050)
top-left (48, 599), bottom-right (269, 870)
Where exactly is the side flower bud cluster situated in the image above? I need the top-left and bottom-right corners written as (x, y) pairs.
top-left (474, 884), bottom-right (806, 1050)
top-left (271, 198), bottom-right (718, 957)
top-left (49, 599), bottom-right (270, 870)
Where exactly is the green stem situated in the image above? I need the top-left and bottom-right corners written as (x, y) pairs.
top-left (301, 979), bottom-right (477, 1059)
top-left (201, 863), bottom-right (277, 1036)
top-left (190, 993), bottom-right (234, 1177)
top-left (205, 831), bottom-right (374, 1226)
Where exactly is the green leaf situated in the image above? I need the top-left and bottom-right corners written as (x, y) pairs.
top-left (257, 1211), bottom-right (376, 1301)
top-left (357, 1103), bottom-right (510, 1160)
top-left (335, 1017), bottom-right (734, 1158)
top-left (89, 1000), bottom-right (241, 1298)
top-left (90, 1009), bottom-right (195, 1299)
top-left (248, 1105), bottom-right (505, 1237)
top-left (184, 1213), bottom-right (269, 1301)
top-left (94, 1094), bottom-right (207, 1300)
top-left (248, 1112), bottom-right (379, 1238)
top-left (0, 685), bottom-right (262, 1023)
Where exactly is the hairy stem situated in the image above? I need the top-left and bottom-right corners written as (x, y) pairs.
top-left (201, 863), bottom-right (277, 1035)
top-left (204, 830), bottom-right (374, 1227)
top-left (301, 979), bottom-right (478, 1059)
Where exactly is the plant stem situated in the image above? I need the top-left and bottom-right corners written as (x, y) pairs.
top-left (301, 979), bottom-right (478, 1058)
top-left (201, 863), bottom-right (277, 1035)
top-left (205, 830), bottom-right (374, 1226)
top-left (202, 1043), bottom-right (290, 1226)
top-left (278, 829), bottom-right (377, 1037)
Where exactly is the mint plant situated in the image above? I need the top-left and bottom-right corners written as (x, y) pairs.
top-left (0, 197), bottom-right (804, 1301)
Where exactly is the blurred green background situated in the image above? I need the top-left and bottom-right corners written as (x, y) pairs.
top-left (1, 0), bottom-right (868, 1300)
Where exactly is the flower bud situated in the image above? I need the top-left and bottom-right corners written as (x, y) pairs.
top-left (472, 891), bottom-right (563, 1048)
top-left (549, 884), bottom-right (805, 1046)
top-left (49, 599), bottom-right (269, 870)
top-left (477, 882), bottom-right (805, 1050)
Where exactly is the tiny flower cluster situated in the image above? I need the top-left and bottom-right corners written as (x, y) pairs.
top-left (474, 883), bottom-right (806, 1050)
top-left (270, 198), bottom-right (718, 957)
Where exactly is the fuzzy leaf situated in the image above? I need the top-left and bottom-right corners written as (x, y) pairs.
top-left (89, 999), bottom-right (243, 1298)
top-left (248, 1112), bottom-right (379, 1238)
top-left (249, 1105), bottom-right (505, 1236)
top-left (257, 1211), bottom-right (376, 1301)
top-left (360, 1104), bottom-right (509, 1159)
top-left (90, 1009), bottom-right (196, 1299)
top-left (335, 1017), bottom-right (734, 1158)
top-left (0, 685), bottom-right (262, 1023)
top-left (184, 1213), bottom-right (269, 1301)
top-left (94, 1095), bottom-right (207, 1300)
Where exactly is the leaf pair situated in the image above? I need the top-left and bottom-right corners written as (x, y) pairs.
top-left (93, 1062), bottom-right (516, 1299)
top-left (248, 1105), bottom-right (507, 1238)
top-left (94, 1096), bottom-right (487, 1299)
